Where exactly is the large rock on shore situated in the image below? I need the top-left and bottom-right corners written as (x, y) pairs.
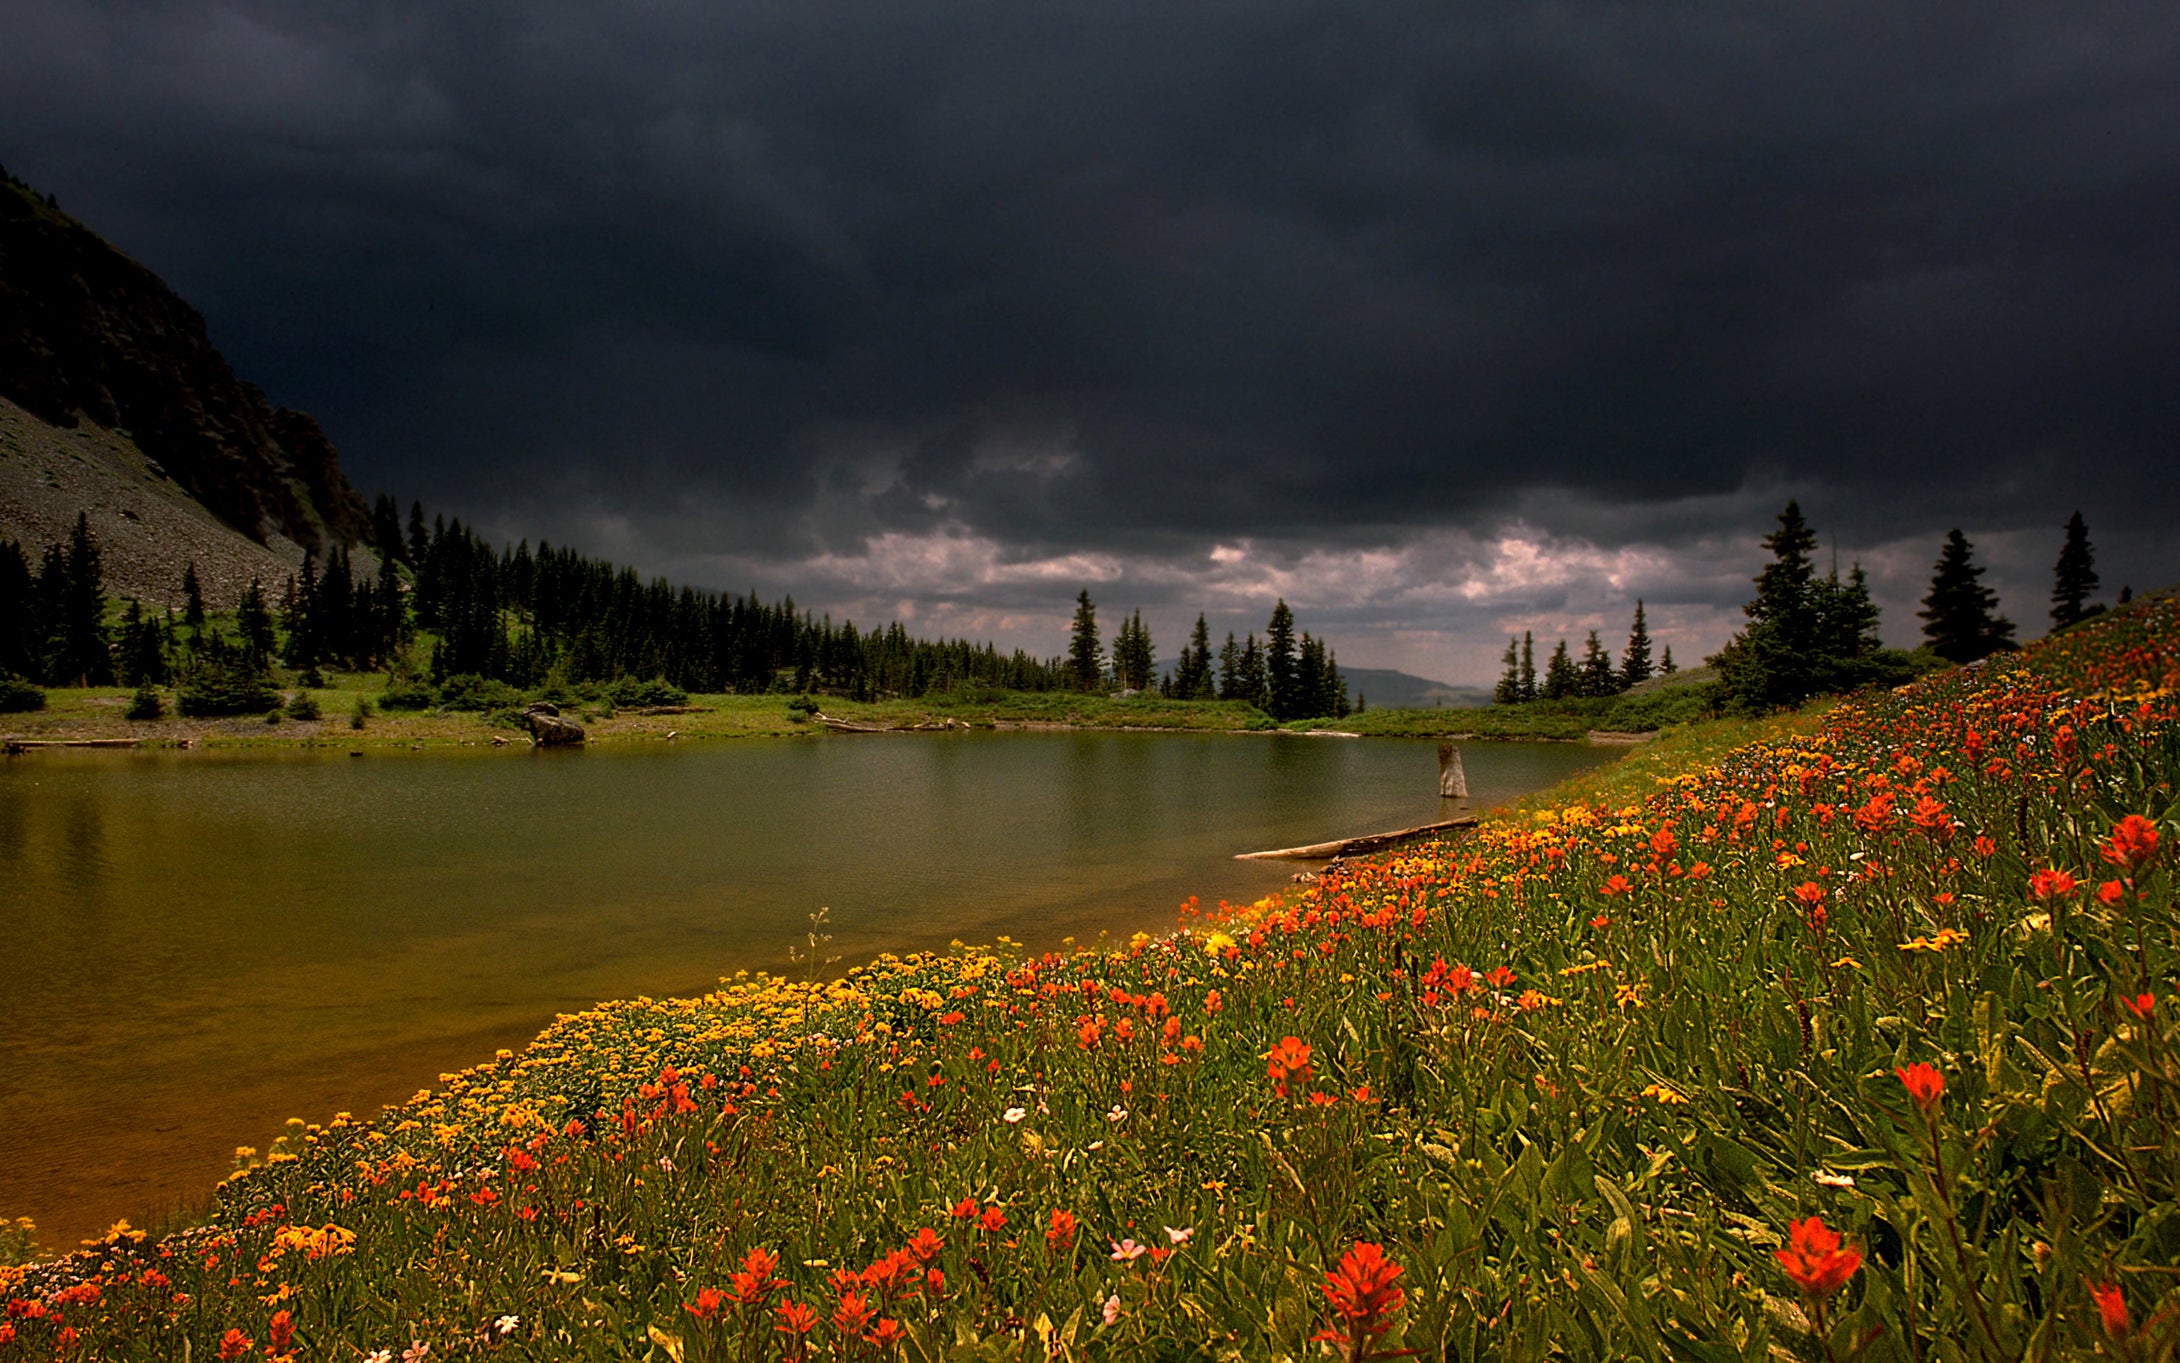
top-left (523, 707), bottom-right (585, 745)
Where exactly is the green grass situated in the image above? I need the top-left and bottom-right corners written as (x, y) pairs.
top-left (6, 598), bottom-right (2178, 1359)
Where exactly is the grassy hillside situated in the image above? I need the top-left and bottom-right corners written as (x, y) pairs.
top-left (3, 595), bottom-right (2176, 1360)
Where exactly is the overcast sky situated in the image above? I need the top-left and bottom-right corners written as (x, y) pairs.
top-left (5, 0), bottom-right (2175, 681)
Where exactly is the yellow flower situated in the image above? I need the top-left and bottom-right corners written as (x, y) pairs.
top-left (1640, 1083), bottom-right (1688, 1105)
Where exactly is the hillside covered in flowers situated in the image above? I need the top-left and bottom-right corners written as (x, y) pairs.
top-left (6, 595), bottom-right (2177, 1361)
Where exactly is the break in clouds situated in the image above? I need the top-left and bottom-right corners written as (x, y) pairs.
top-left (3, 0), bottom-right (2176, 679)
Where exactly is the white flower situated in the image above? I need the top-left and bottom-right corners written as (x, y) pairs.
top-left (1106, 1105), bottom-right (1128, 1123)
top-left (1813, 1171), bottom-right (1857, 1190)
top-left (494, 1314), bottom-right (520, 1336)
top-left (658, 1157), bottom-right (673, 1172)
top-left (1003, 1107), bottom-right (1027, 1124)
top-left (1110, 1237), bottom-right (1148, 1262)
top-left (1101, 1293), bottom-right (1122, 1326)
top-left (403, 1347), bottom-right (433, 1363)
top-left (365, 1353), bottom-right (392, 1363)
top-left (1164, 1225), bottom-right (1193, 1245)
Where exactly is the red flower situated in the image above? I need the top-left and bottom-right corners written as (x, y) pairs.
top-left (268, 1309), bottom-right (294, 1353)
top-left (978, 1206), bottom-right (1007, 1234)
top-left (2100, 815), bottom-right (2160, 872)
top-left (1599, 874), bottom-right (1632, 897)
top-left (949, 1196), bottom-right (978, 1220)
top-left (685, 1287), bottom-right (729, 1322)
top-left (1045, 1209), bottom-right (1078, 1251)
top-left (1909, 796), bottom-right (1952, 840)
top-left (2122, 993), bottom-right (2156, 1020)
top-left (774, 1299), bottom-right (819, 1335)
top-left (2087, 1279), bottom-right (2131, 1340)
top-left (217, 1330), bottom-right (253, 1362)
top-left (1484, 966), bottom-right (1517, 989)
top-left (1313, 1241), bottom-right (1410, 1360)
top-left (1897, 1063), bottom-right (1944, 1116)
top-left (1791, 882), bottom-right (1825, 908)
top-left (2098, 880), bottom-right (2126, 905)
top-left (1776, 1217), bottom-right (1862, 1299)
top-left (905, 1227), bottom-right (944, 1262)
top-left (2029, 868), bottom-right (2078, 901)
top-left (832, 1291), bottom-right (874, 1335)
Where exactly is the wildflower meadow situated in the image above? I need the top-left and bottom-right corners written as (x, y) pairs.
top-left (4, 595), bottom-right (2177, 1361)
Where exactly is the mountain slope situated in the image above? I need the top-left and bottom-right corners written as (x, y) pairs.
top-left (0, 171), bottom-right (370, 558)
top-left (1340, 666), bottom-right (1493, 710)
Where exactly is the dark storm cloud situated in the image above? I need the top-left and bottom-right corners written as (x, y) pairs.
top-left (3, 0), bottom-right (2176, 675)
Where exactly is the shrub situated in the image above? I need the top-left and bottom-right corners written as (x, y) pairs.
top-left (608, 676), bottom-right (690, 708)
top-left (125, 686), bottom-right (164, 720)
top-left (786, 694), bottom-right (821, 717)
top-left (176, 659), bottom-right (278, 717)
top-left (349, 696), bottom-right (374, 730)
top-left (285, 693), bottom-right (321, 721)
top-left (435, 673), bottom-right (526, 712)
top-left (376, 677), bottom-right (437, 711)
top-left (0, 675), bottom-right (45, 713)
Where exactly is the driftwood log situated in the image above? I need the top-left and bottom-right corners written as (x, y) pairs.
top-left (1234, 815), bottom-right (1477, 861)
top-left (1437, 741), bottom-right (1468, 798)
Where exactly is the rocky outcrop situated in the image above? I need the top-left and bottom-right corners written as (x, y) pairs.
top-left (523, 704), bottom-right (585, 745)
top-left (0, 173), bottom-right (371, 555)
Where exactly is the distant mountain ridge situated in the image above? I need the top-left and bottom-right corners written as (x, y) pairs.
top-left (1340, 666), bottom-right (1493, 710)
top-left (0, 168), bottom-right (369, 557)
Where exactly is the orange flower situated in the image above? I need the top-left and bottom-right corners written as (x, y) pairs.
top-left (949, 1196), bottom-right (978, 1220)
top-left (2122, 993), bottom-right (2156, 1020)
top-left (978, 1206), bottom-right (1007, 1234)
top-left (2100, 814), bottom-right (2160, 871)
top-left (217, 1330), bottom-right (253, 1362)
top-left (1897, 1063), bottom-right (1944, 1115)
top-left (1791, 882), bottom-right (1825, 908)
top-left (1484, 966), bottom-right (1516, 989)
top-left (832, 1291), bottom-right (874, 1335)
top-left (2029, 868), bottom-right (2078, 901)
top-left (268, 1310), bottom-right (294, 1354)
top-left (1313, 1241), bottom-right (1408, 1360)
top-left (1045, 1209), bottom-right (1078, 1251)
top-left (1776, 1217), bottom-right (1862, 1299)
top-left (774, 1299), bottom-right (819, 1336)
top-left (1599, 874), bottom-right (1632, 897)
top-left (2086, 1279), bottom-right (2131, 1341)
top-left (905, 1227), bottom-right (944, 1262)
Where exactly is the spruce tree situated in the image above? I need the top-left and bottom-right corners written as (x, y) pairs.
top-left (2050, 511), bottom-right (2099, 630)
top-left (1579, 630), bottom-right (1618, 697)
top-left (181, 561), bottom-right (206, 629)
top-left (236, 578), bottom-right (277, 670)
top-left (1264, 600), bottom-right (1298, 720)
top-left (1217, 632), bottom-right (1241, 700)
top-left (1919, 529), bottom-right (2016, 663)
top-left (1541, 639), bottom-right (1577, 700)
top-left (1519, 631), bottom-right (1537, 702)
top-left (1711, 500), bottom-right (1827, 711)
top-left (1620, 600), bottom-right (1653, 687)
top-left (1066, 590), bottom-right (1103, 690)
top-left (407, 501), bottom-right (429, 566)
top-left (1660, 645), bottom-right (1676, 675)
top-left (1177, 615), bottom-right (1214, 699)
top-left (1112, 609), bottom-right (1154, 692)
top-left (50, 513), bottom-right (114, 685)
top-left (1493, 636), bottom-right (1522, 704)
top-left (1295, 634), bottom-right (1325, 717)
top-left (1237, 634), bottom-right (1268, 709)
top-left (0, 538), bottom-right (35, 679)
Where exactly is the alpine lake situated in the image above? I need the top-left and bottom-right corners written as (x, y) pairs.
top-left (0, 730), bottom-right (1616, 1245)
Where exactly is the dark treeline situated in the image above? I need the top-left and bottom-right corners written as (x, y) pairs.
top-left (1490, 599), bottom-right (1675, 706)
top-left (1077, 592), bottom-right (1351, 719)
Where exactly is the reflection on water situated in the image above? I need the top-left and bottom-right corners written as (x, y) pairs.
top-left (0, 731), bottom-right (1613, 1242)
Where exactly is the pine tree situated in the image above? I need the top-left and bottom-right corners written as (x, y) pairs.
top-left (0, 538), bottom-right (35, 679)
top-left (1113, 609), bottom-right (1154, 692)
top-left (1710, 501), bottom-right (1828, 711)
top-left (1493, 636), bottom-right (1522, 704)
top-left (118, 599), bottom-right (168, 686)
top-left (1541, 639), bottom-right (1577, 700)
top-left (236, 578), bottom-right (277, 670)
top-left (1295, 634), bottom-right (1325, 717)
top-left (407, 501), bottom-right (429, 566)
top-left (1519, 631), bottom-right (1537, 702)
top-left (1661, 645), bottom-right (1676, 675)
top-left (1579, 630), bottom-right (1619, 697)
top-left (181, 562), bottom-right (206, 629)
top-left (2050, 511), bottom-right (2099, 630)
top-left (1217, 632), bottom-right (1241, 700)
top-left (1620, 600), bottom-right (1653, 687)
top-left (1236, 634), bottom-right (1268, 710)
top-left (1175, 615), bottom-right (1214, 699)
top-left (49, 513), bottom-right (114, 685)
top-left (1264, 600), bottom-right (1299, 720)
top-left (1066, 590), bottom-right (1103, 691)
top-left (1919, 529), bottom-right (2016, 663)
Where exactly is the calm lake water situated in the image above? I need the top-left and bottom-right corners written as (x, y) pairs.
top-left (0, 731), bottom-right (1613, 1244)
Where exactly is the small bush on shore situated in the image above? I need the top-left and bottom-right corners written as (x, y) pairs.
top-left (375, 677), bottom-right (436, 711)
top-left (284, 693), bottom-right (321, 722)
top-left (0, 675), bottom-right (46, 712)
top-left (435, 673), bottom-right (526, 712)
top-left (124, 686), bottom-right (163, 720)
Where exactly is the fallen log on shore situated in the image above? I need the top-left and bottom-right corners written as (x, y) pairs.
top-left (3, 737), bottom-right (142, 754)
top-left (814, 712), bottom-right (962, 733)
top-left (1234, 815), bottom-right (1477, 861)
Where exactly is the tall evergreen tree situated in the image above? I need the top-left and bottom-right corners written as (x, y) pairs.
top-left (117, 599), bottom-right (168, 686)
top-left (181, 561), bottom-right (206, 629)
top-left (1578, 630), bottom-right (1619, 697)
top-left (407, 501), bottom-right (430, 567)
top-left (1519, 631), bottom-right (1537, 702)
top-left (1264, 600), bottom-right (1299, 719)
top-left (1919, 529), bottom-right (2016, 663)
top-left (1174, 615), bottom-right (1214, 699)
top-left (1295, 633), bottom-right (1325, 717)
top-left (1112, 609), bottom-right (1155, 692)
top-left (48, 513), bottom-right (114, 685)
top-left (0, 538), bottom-right (37, 679)
top-left (1493, 636), bottom-right (1522, 704)
top-left (2050, 511), bottom-right (2099, 630)
top-left (1660, 645), bottom-right (1676, 675)
top-left (236, 579), bottom-right (277, 670)
top-left (1236, 634), bottom-right (1268, 710)
top-left (1216, 632), bottom-right (1242, 700)
top-left (1710, 500), bottom-right (1829, 711)
top-left (1541, 639), bottom-right (1577, 700)
top-left (1066, 590), bottom-right (1103, 690)
top-left (1620, 600), bottom-right (1653, 687)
